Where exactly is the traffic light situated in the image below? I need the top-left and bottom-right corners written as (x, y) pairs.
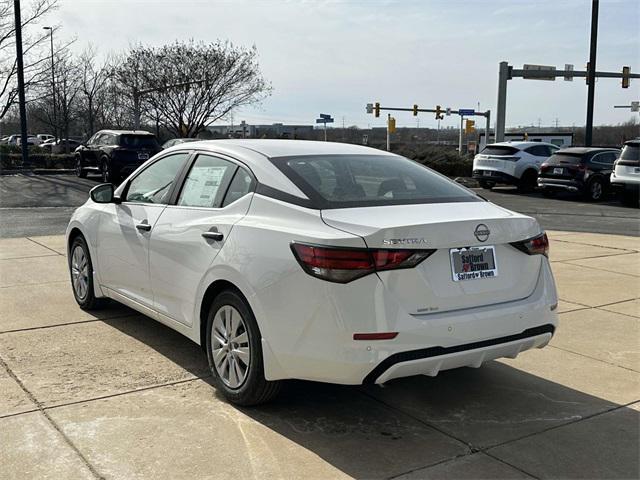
top-left (464, 119), bottom-right (475, 134)
top-left (435, 105), bottom-right (444, 120)
top-left (374, 102), bottom-right (380, 118)
top-left (388, 116), bottom-right (396, 133)
top-left (413, 104), bottom-right (418, 116)
top-left (622, 66), bottom-right (630, 88)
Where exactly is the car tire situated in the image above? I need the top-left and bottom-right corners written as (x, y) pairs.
top-left (585, 177), bottom-right (604, 202)
top-left (206, 289), bottom-right (282, 406)
top-left (517, 170), bottom-right (537, 193)
top-left (101, 158), bottom-right (114, 183)
top-left (478, 180), bottom-right (495, 190)
top-left (75, 156), bottom-right (87, 178)
top-left (69, 235), bottom-right (105, 310)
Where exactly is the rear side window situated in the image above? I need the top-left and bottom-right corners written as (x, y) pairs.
top-left (177, 155), bottom-right (236, 208)
top-left (222, 168), bottom-right (255, 207)
top-left (480, 146), bottom-right (519, 156)
top-left (270, 154), bottom-right (481, 209)
top-left (619, 144), bottom-right (639, 163)
top-left (119, 134), bottom-right (159, 149)
top-left (525, 145), bottom-right (552, 157)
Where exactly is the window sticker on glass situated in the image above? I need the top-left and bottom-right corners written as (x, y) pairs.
top-left (179, 165), bottom-right (230, 207)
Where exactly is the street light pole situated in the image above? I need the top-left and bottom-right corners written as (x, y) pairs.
top-left (13, 0), bottom-right (28, 166)
top-left (42, 26), bottom-right (57, 142)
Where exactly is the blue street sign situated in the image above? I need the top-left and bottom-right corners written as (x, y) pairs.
top-left (458, 109), bottom-right (475, 116)
top-left (316, 117), bottom-right (334, 123)
top-left (319, 113), bottom-right (331, 119)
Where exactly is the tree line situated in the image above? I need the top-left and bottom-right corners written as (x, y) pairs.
top-left (0, 0), bottom-right (271, 143)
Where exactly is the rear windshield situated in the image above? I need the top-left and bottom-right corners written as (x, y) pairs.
top-left (270, 154), bottom-right (481, 209)
top-left (620, 144), bottom-right (639, 161)
top-left (480, 145), bottom-right (519, 156)
top-left (548, 153), bottom-right (585, 164)
top-left (119, 135), bottom-right (159, 149)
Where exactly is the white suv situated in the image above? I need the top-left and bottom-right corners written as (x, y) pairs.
top-left (610, 140), bottom-right (639, 207)
top-left (473, 141), bottom-right (561, 192)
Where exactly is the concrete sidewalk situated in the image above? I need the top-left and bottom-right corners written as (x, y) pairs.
top-left (0, 232), bottom-right (638, 479)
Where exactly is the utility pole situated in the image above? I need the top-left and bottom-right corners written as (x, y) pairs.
top-left (42, 26), bottom-right (56, 141)
top-left (13, 0), bottom-right (28, 166)
top-left (495, 61), bottom-right (509, 142)
top-left (458, 115), bottom-right (464, 153)
top-left (585, 0), bottom-right (599, 146)
top-left (386, 114), bottom-right (391, 151)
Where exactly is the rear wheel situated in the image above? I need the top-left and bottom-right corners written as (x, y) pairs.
top-left (478, 180), bottom-right (495, 190)
top-left (101, 158), bottom-right (115, 183)
top-left (585, 177), bottom-right (604, 201)
top-left (518, 170), bottom-right (538, 193)
top-left (205, 290), bottom-right (281, 406)
top-left (75, 156), bottom-right (87, 178)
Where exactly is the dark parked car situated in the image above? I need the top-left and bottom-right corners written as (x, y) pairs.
top-left (537, 147), bottom-right (620, 201)
top-left (75, 130), bottom-right (161, 182)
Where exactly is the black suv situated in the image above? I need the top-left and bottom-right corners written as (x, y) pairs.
top-left (537, 147), bottom-right (620, 201)
top-left (75, 130), bottom-right (161, 182)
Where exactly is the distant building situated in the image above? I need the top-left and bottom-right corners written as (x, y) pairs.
top-left (206, 123), bottom-right (314, 139)
top-left (479, 132), bottom-right (574, 150)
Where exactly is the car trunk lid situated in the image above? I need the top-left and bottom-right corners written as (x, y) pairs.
top-left (321, 202), bottom-right (542, 315)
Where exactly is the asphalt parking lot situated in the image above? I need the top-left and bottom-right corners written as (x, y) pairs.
top-left (0, 173), bottom-right (638, 238)
top-left (0, 173), bottom-right (639, 479)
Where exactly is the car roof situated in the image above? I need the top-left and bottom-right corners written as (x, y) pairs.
top-left (556, 147), bottom-right (619, 154)
top-left (159, 139), bottom-right (397, 200)
top-left (489, 141), bottom-right (559, 148)
top-left (624, 139), bottom-right (640, 146)
top-left (96, 130), bottom-right (155, 136)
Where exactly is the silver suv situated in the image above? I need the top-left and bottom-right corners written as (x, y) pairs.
top-left (610, 140), bottom-right (640, 207)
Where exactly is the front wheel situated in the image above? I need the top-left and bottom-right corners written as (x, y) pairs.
top-left (75, 157), bottom-right (87, 178)
top-left (101, 158), bottom-right (116, 183)
top-left (69, 235), bottom-right (104, 310)
top-left (206, 290), bottom-right (281, 406)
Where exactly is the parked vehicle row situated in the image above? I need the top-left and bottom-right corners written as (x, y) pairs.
top-left (473, 140), bottom-right (638, 206)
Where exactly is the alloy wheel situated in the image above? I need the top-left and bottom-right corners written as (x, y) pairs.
top-left (71, 245), bottom-right (89, 301)
top-left (211, 305), bottom-right (251, 389)
top-left (75, 159), bottom-right (82, 177)
top-left (101, 161), bottom-right (109, 183)
top-left (591, 181), bottom-right (603, 200)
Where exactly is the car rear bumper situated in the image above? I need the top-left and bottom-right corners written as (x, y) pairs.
top-left (537, 177), bottom-right (583, 192)
top-left (262, 258), bottom-right (558, 385)
top-left (472, 169), bottom-right (519, 185)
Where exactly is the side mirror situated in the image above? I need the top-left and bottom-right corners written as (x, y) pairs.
top-left (90, 183), bottom-right (121, 204)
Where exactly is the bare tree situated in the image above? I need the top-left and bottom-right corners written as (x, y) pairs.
top-left (0, 0), bottom-right (57, 120)
top-left (114, 40), bottom-right (271, 137)
top-left (77, 45), bottom-right (111, 136)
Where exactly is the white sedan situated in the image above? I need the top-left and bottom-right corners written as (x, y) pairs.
top-left (67, 140), bottom-right (558, 405)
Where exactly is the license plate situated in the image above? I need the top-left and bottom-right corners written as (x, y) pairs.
top-left (138, 152), bottom-right (149, 160)
top-left (553, 167), bottom-right (563, 175)
top-left (450, 246), bottom-right (498, 282)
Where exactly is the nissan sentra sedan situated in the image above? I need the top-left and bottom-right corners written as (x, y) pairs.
top-left (66, 140), bottom-right (558, 405)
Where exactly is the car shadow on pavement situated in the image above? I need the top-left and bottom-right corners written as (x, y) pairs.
top-left (100, 306), bottom-right (639, 480)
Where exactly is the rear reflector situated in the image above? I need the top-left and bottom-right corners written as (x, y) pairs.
top-left (291, 243), bottom-right (436, 283)
top-left (510, 232), bottom-right (549, 257)
top-left (353, 332), bottom-right (398, 341)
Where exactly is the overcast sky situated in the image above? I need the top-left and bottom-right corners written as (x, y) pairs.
top-left (47, 0), bottom-right (639, 129)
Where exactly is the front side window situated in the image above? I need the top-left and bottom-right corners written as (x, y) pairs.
top-left (271, 154), bottom-right (481, 209)
top-left (177, 155), bottom-right (236, 208)
top-left (125, 153), bottom-right (188, 204)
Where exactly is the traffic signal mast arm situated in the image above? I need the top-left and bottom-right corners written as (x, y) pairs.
top-left (368, 104), bottom-right (490, 118)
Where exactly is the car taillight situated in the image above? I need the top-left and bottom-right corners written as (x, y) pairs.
top-left (290, 243), bottom-right (436, 283)
top-left (510, 232), bottom-right (549, 257)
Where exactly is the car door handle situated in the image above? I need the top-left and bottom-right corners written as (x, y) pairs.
top-left (202, 231), bottom-right (223, 241)
top-left (136, 223), bottom-right (152, 232)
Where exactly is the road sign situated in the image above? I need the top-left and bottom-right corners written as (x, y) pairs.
top-left (319, 113), bottom-right (331, 119)
top-left (632, 101), bottom-right (640, 113)
top-left (458, 109), bottom-right (475, 116)
top-left (366, 103), bottom-right (373, 114)
top-left (564, 64), bottom-right (574, 81)
top-left (316, 117), bottom-right (334, 123)
top-left (445, 107), bottom-right (451, 116)
top-left (523, 64), bottom-right (556, 81)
